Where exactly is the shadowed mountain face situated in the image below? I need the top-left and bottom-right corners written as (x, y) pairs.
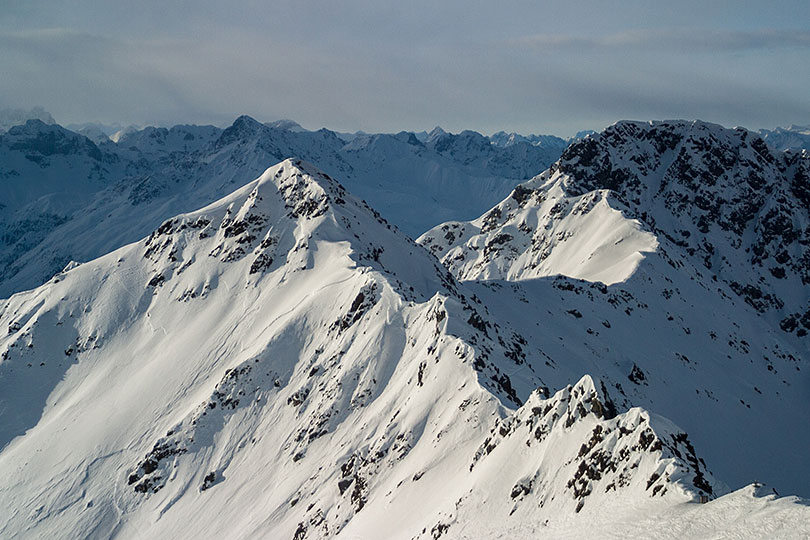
top-left (422, 120), bottom-right (810, 331)
top-left (420, 120), bottom-right (809, 495)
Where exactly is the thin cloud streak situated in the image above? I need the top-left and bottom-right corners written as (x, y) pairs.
top-left (514, 28), bottom-right (810, 53)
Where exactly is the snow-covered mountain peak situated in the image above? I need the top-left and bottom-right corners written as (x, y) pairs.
top-left (211, 116), bottom-right (346, 166)
top-left (216, 114), bottom-right (265, 146)
top-left (3, 119), bottom-right (105, 161)
top-left (132, 157), bottom-right (463, 313)
top-left (469, 373), bottom-right (717, 516)
top-left (520, 373), bottom-right (620, 423)
top-left (554, 119), bottom-right (789, 205)
top-left (1, 152), bottom-right (808, 537)
top-left (419, 166), bottom-right (659, 284)
top-left (422, 119), bottom-right (810, 330)
top-left (429, 129), bottom-right (491, 157)
top-left (425, 126), bottom-right (447, 142)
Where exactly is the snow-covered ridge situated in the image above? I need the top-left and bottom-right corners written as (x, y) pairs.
top-left (469, 375), bottom-right (716, 514)
top-left (4, 159), bottom-right (801, 538)
top-left (419, 173), bottom-right (659, 285)
top-left (0, 116), bottom-right (567, 298)
top-left (420, 119), bottom-right (810, 497)
top-left (422, 120), bottom-right (810, 330)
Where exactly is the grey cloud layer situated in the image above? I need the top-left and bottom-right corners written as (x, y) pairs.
top-left (1, 2), bottom-right (808, 135)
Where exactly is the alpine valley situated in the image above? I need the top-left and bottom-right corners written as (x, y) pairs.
top-left (0, 118), bottom-right (808, 539)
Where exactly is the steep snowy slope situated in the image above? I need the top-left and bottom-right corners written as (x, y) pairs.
top-left (0, 117), bottom-right (565, 298)
top-left (3, 160), bottom-right (801, 539)
top-left (422, 120), bottom-right (810, 331)
top-left (420, 176), bottom-right (658, 284)
top-left (420, 120), bottom-right (810, 496)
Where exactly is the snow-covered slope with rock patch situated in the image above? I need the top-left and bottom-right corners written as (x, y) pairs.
top-left (3, 159), bottom-right (804, 539)
top-left (0, 117), bottom-right (565, 298)
top-left (421, 120), bottom-right (810, 331)
top-left (420, 120), bottom-right (810, 496)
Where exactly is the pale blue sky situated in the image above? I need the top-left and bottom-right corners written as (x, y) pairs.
top-left (1, 1), bottom-right (808, 136)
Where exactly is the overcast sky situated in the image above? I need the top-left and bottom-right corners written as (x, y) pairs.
top-left (1, 1), bottom-right (809, 136)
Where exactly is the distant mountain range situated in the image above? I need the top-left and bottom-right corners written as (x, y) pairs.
top-left (0, 116), bottom-right (570, 297)
top-left (757, 124), bottom-right (810, 152)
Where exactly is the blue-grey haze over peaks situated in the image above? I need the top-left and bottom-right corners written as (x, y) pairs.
top-left (1, 0), bottom-right (809, 137)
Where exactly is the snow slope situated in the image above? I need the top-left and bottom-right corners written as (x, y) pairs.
top-left (0, 117), bottom-right (565, 298)
top-left (422, 120), bottom-right (810, 331)
top-left (420, 120), bottom-right (810, 496)
top-left (3, 159), bottom-right (805, 539)
top-left (419, 177), bottom-right (658, 284)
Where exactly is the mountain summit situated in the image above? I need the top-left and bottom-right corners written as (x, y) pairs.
top-left (1, 120), bottom-right (809, 538)
top-left (422, 120), bottom-right (810, 327)
top-left (420, 120), bottom-right (810, 496)
top-left (2, 158), bottom-right (795, 539)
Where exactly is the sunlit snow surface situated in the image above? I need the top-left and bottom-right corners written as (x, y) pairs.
top-left (0, 117), bottom-right (564, 297)
top-left (0, 121), bottom-right (808, 539)
top-left (421, 120), bottom-right (810, 496)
